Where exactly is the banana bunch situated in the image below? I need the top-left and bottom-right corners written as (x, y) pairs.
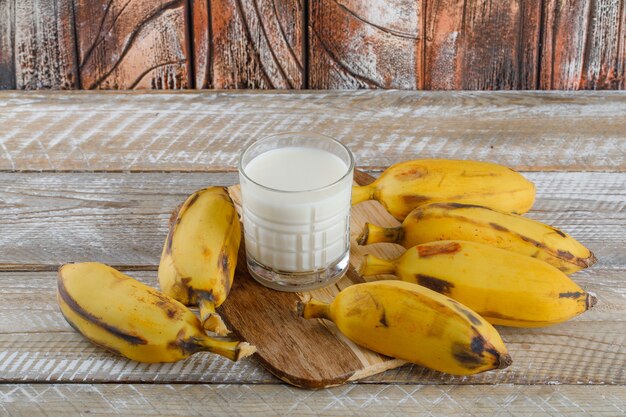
top-left (58, 262), bottom-right (255, 363)
top-left (358, 202), bottom-right (596, 274)
top-left (159, 187), bottom-right (241, 335)
top-left (352, 159), bottom-right (535, 220)
top-left (359, 240), bottom-right (596, 327)
top-left (298, 280), bottom-right (511, 375)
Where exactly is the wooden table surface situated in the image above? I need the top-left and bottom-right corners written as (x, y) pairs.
top-left (0, 90), bottom-right (624, 416)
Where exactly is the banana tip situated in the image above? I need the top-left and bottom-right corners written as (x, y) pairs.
top-left (584, 252), bottom-right (598, 268)
top-left (357, 255), bottom-right (369, 276)
top-left (295, 301), bottom-right (305, 318)
top-left (587, 292), bottom-right (598, 310)
top-left (356, 225), bottom-right (369, 246)
top-left (236, 342), bottom-right (257, 360)
top-left (498, 354), bottom-right (513, 370)
top-left (203, 314), bottom-right (231, 336)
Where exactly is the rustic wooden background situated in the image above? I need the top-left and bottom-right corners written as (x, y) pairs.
top-left (0, 0), bottom-right (624, 90)
top-left (0, 91), bottom-right (625, 414)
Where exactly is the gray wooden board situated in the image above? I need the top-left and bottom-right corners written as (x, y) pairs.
top-left (0, 266), bottom-right (623, 384)
top-left (1, 384), bottom-right (625, 417)
top-left (0, 90), bottom-right (625, 410)
top-left (0, 171), bottom-right (623, 268)
top-left (0, 91), bottom-right (625, 172)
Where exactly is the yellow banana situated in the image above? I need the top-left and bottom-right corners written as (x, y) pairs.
top-left (358, 202), bottom-right (596, 274)
top-left (159, 187), bottom-right (241, 335)
top-left (352, 159), bottom-right (535, 220)
top-left (298, 280), bottom-right (511, 376)
top-left (57, 262), bottom-right (255, 363)
top-left (359, 240), bottom-right (596, 327)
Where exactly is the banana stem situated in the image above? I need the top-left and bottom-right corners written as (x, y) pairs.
top-left (358, 254), bottom-right (396, 277)
top-left (357, 223), bottom-right (403, 246)
top-left (197, 337), bottom-right (256, 361)
top-left (352, 184), bottom-right (375, 205)
top-left (297, 299), bottom-right (332, 321)
top-left (199, 299), bottom-right (230, 336)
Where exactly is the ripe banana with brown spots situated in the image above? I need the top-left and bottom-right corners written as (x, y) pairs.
top-left (359, 240), bottom-right (596, 328)
top-left (159, 187), bottom-right (241, 335)
top-left (298, 280), bottom-right (511, 375)
top-left (358, 202), bottom-right (596, 274)
top-left (352, 159), bottom-right (535, 220)
top-left (57, 262), bottom-right (255, 363)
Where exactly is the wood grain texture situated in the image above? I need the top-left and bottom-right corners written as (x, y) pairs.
top-left (0, 171), bottom-right (623, 268)
top-left (0, 168), bottom-right (623, 385)
top-left (0, 264), bottom-right (623, 384)
top-left (74, 0), bottom-right (190, 89)
top-left (308, 0), bottom-right (422, 89)
top-left (4, 0), bottom-right (78, 89)
top-left (425, 0), bottom-right (541, 89)
top-left (541, 0), bottom-right (626, 90)
top-left (0, 0), bottom-right (15, 89)
top-left (2, 384), bottom-right (626, 416)
top-left (191, 0), bottom-right (210, 89)
top-left (1, 91), bottom-right (625, 171)
top-left (210, 0), bottom-right (304, 88)
top-left (0, 268), bottom-right (626, 384)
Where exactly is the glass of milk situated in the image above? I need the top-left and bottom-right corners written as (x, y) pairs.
top-left (238, 133), bottom-right (354, 291)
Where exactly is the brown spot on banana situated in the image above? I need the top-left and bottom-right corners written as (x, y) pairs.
top-left (417, 242), bottom-right (462, 258)
top-left (378, 310), bottom-right (389, 327)
top-left (436, 202), bottom-right (488, 210)
top-left (460, 171), bottom-right (499, 177)
top-left (165, 228), bottom-right (175, 255)
top-left (402, 194), bottom-right (430, 206)
top-left (551, 227), bottom-right (567, 238)
top-left (168, 329), bottom-right (201, 356)
top-left (556, 250), bottom-right (575, 261)
top-left (452, 304), bottom-right (482, 326)
top-left (416, 274), bottom-right (455, 295)
top-left (478, 311), bottom-right (520, 322)
top-left (194, 289), bottom-right (215, 303)
top-left (57, 279), bottom-right (147, 346)
top-left (168, 203), bottom-right (182, 228)
top-left (185, 192), bottom-right (201, 209)
top-left (489, 222), bottom-right (510, 233)
top-left (471, 334), bottom-right (486, 354)
top-left (451, 342), bottom-right (484, 370)
top-left (218, 251), bottom-right (232, 293)
top-left (394, 167), bottom-right (428, 181)
top-left (519, 235), bottom-right (546, 249)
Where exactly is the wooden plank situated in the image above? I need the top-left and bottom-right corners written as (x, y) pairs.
top-left (0, 0), bottom-right (16, 89)
top-left (0, 171), bottom-right (623, 268)
top-left (10, 0), bottom-right (78, 89)
top-left (541, 0), bottom-right (626, 90)
top-left (190, 0), bottom-right (210, 89)
top-left (425, 0), bottom-right (541, 89)
top-left (0, 91), bottom-right (625, 172)
top-left (74, 0), bottom-right (190, 89)
top-left (210, 0), bottom-right (304, 88)
top-left (0, 263), bottom-right (623, 384)
top-left (308, 0), bottom-right (422, 89)
top-left (1, 384), bottom-right (625, 416)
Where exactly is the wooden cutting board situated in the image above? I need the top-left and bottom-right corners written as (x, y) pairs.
top-left (220, 170), bottom-right (408, 389)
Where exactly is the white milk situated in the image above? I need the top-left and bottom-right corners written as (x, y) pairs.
top-left (240, 146), bottom-right (352, 272)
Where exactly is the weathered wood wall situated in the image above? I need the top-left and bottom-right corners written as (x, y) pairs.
top-left (0, 0), bottom-right (624, 90)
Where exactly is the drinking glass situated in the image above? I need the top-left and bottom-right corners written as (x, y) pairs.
top-left (238, 133), bottom-right (354, 291)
